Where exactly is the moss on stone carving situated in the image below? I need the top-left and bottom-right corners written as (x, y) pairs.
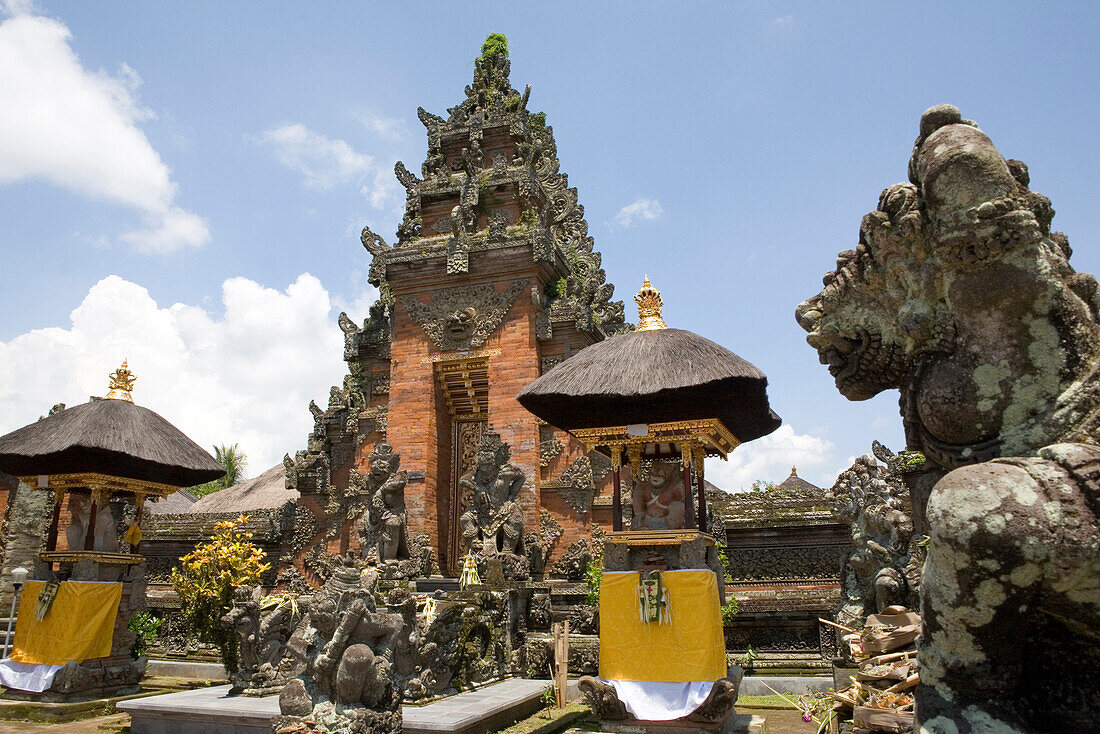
top-left (478, 33), bottom-right (508, 62)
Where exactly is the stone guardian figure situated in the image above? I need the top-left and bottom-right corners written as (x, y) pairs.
top-left (797, 104), bottom-right (1100, 733)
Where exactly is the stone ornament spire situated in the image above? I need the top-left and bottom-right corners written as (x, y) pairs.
top-left (634, 277), bottom-right (667, 331)
top-left (104, 360), bottom-right (136, 402)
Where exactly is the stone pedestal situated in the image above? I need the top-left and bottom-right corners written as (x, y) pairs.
top-left (602, 530), bottom-right (726, 602)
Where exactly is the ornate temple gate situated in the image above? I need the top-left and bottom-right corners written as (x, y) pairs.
top-left (435, 355), bottom-right (492, 575)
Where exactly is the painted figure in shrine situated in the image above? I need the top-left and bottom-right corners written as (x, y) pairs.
top-left (631, 462), bottom-right (686, 530)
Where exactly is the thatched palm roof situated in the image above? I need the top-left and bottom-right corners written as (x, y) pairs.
top-left (187, 463), bottom-right (296, 513)
top-left (0, 398), bottom-right (225, 487)
top-left (517, 327), bottom-right (781, 442)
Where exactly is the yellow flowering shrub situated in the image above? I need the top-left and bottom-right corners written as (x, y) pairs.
top-left (171, 514), bottom-right (269, 671)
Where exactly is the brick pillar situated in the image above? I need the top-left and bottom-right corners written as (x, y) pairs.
top-left (486, 282), bottom-right (542, 534)
top-left (386, 301), bottom-right (441, 544)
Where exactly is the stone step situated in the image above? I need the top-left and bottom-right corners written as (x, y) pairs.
top-left (738, 675), bottom-right (832, 696)
top-left (146, 659), bottom-right (228, 680)
top-left (119, 678), bottom-right (568, 734)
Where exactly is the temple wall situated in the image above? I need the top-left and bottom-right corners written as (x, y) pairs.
top-left (484, 283), bottom-right (542, 539)
top-left (0, 475), bottom-right (47, 607)
top-left (386, 296), bottom-right (442, 545)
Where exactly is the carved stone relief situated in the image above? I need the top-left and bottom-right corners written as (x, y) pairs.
top-left (400, 279), bottom-right (528, 353)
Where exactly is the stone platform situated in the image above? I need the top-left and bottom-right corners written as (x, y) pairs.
top-left (577, 714), bottom-right (766, 734)
top-left (739, 675), bottom-right (831, 696)
top-left (119, 678), bottom-right (558, 734)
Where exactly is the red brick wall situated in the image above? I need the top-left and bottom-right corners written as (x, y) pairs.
top-left (386, 294), bottom-right (443, 545)
top-left (483, 282), bottom-right (542, 535)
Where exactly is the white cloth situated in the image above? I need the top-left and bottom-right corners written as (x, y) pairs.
top-left (0, 659), bottom-right (63, 692)
top-left (605, 679), bottom-right (715, 720)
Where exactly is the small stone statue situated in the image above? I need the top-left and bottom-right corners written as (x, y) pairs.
top-left (356, 444), bottom-right (419, 579)
top-left (274, 557), bottom-right (402, 734)
top-left (826, 449), bottom-right (922, 627)
top-left (222, 586), bottom-right (303, 695)
top-left (370, 470), bottom-right (409, 563)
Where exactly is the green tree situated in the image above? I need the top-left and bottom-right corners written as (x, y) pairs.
top-left (188, 443), bottom-right (248, 498)
top-left (585, 557), bottom-right (603, 606)
top-left (171, 515), bottom-right (268, 671)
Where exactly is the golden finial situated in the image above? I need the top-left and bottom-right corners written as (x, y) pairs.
top-left (791, 466), bottom-right (797, 475)
top-left (105, 360), bottom-right (136, 402)
top-left (634, 276), bottom-right (667, 331)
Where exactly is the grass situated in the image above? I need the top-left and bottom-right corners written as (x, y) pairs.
top-left (493, 698), bottom-right (590, 734)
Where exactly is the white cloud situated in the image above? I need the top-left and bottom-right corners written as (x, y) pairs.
top-left (362, 169), bottom-right (398, 210)
top-left (0, 274), bottom-right (349, 480)
top-left (1, 1), bottom-right (35, 17)
top-left (704, 424), bottom-right (838, 492)
top-left (0, 7), bottom-right (209, 252)
top-left (614, 197), bottom-right (663, 228)
top-left (356, 111), bottom-right (406, 141)
top-left (774, 15), bottom-right (795, 25)
top-left (257, 122), bottom-right (398, 209)
top-left (333, 283), bottom-right (381, 325)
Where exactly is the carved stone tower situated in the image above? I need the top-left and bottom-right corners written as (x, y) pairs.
top-left (288, 36), bottom-right (628, 578)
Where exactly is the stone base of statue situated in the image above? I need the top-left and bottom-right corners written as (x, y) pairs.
top-left (1, 655), bottom-right (146, 703)
top-left (602, 530), bottom-right (726, 601)
top-left (376, 557), bottom-right (422, 581)
top-left (594, 713), bottom-right (766, 734)
top-left (272, 700), bottom-right (402, 734)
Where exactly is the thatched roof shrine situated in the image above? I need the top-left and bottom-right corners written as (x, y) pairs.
top-left (518, 278), bottom-right (781, 443)
top-left (0, 362), bottom-right (224, 487)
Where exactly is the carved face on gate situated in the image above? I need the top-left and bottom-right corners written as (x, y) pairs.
top-left (445, 307), bottom-right (477, 340)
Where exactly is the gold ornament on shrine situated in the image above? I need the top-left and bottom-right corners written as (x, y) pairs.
top-left (104, 360), bottom-right (136, 402)
top-left (634, 277), bottom-right (667, 332)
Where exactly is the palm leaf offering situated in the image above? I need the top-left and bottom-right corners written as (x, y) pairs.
top-left (34, 579), bottom-right (60, 621)
top-left (819, 606), bottom-right (921, 732)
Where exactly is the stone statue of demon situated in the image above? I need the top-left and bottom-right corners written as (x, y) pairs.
top-left (797, 104), bottom-right (1100, 733)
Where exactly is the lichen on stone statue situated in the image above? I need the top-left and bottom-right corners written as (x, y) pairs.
top-left (797, 103), bottom-right (1100, 733)
top-left (222, 585), bottom-right (305, 695)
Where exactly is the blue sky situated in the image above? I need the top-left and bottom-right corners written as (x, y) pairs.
top-left (2, 1), bottom-right (1098, 489)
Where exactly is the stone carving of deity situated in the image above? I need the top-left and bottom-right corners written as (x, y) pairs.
top-left (458, 431), bottom-right (526, 557)
top-left (357, 444), bottom-right (411, 565)
top-left (371, 470), bottom-right (409, 562)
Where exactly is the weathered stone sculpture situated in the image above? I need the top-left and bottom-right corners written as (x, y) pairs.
top-left (458, 432), bottom-right (530, 580)
top-left (797, 104), bottom-right (1100, 732)
top-left (826, 443), bottom-right (923, 627)
top-left (274, 558), bottom-right (402, 734)
top-left (222, 585), bottom-right (304, 695)
top-left (353, 444), bottom-right (421, 580)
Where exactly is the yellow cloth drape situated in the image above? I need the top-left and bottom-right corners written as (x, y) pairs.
top-left (598, 570), bottom-right (726, 683)
top-left (10, 581), bottom-right (122, 665)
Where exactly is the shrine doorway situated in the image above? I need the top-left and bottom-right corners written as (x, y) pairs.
top-left (448, 418), bottom-right (487, 575)
top-left (434, 356), bottom-right (491, 576)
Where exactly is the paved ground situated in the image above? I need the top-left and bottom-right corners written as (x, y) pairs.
top-left (739, 707), bottom-right (820, 733)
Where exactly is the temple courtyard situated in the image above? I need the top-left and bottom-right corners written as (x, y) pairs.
top-left (1, 5), bottom-right (1098, 734)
